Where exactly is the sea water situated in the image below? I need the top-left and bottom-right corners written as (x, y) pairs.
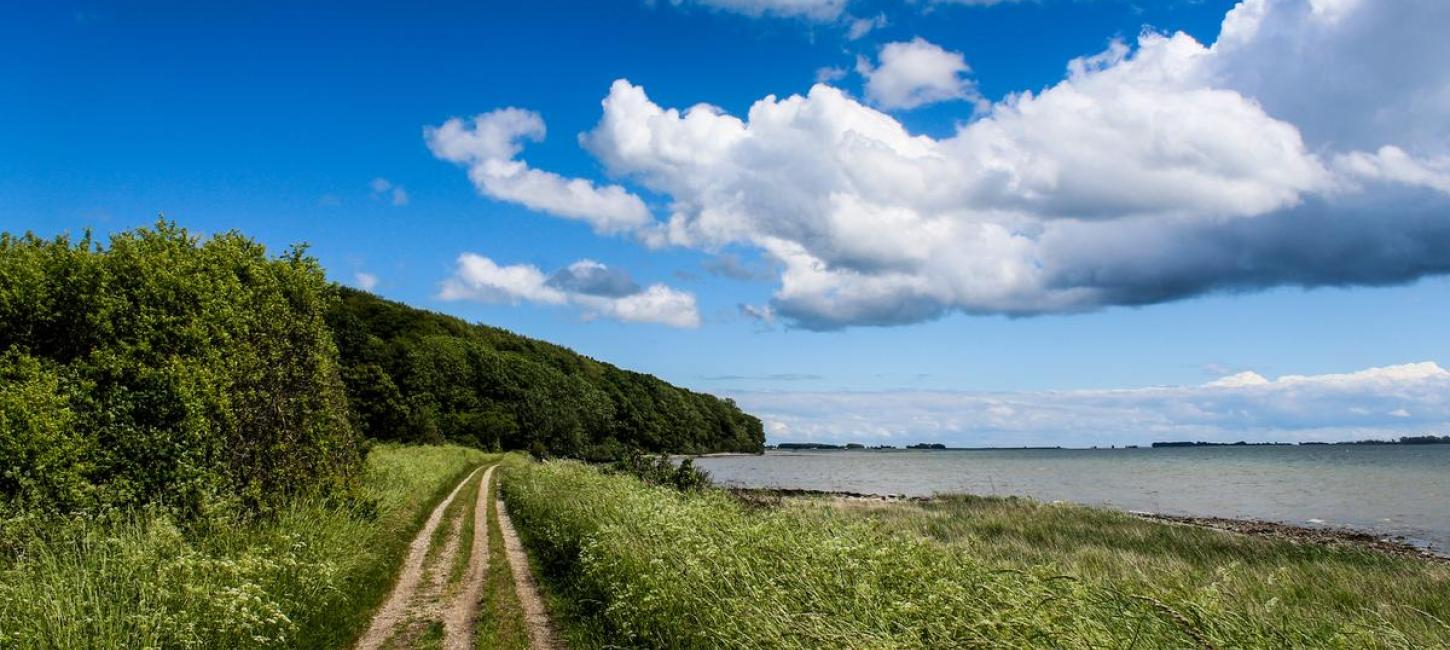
top-left (694, 444), bottom-right (1450, 552)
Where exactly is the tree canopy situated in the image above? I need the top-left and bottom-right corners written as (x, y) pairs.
top-left (327, 288), bottom-right (764, 458)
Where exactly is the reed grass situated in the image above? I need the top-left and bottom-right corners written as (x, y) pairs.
top-left (504, 459), bottom-right (1448, 649)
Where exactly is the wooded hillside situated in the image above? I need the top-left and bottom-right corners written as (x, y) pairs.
top-left (328, 288), bottom-right (764, 458)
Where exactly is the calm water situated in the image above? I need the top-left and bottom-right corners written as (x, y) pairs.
top-left (695, 445), bottom-right (1450, 553)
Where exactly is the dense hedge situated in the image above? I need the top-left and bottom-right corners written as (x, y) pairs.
top-left (0, 224), bottom-right (362, 515)
top-left (327, 289), bottom-right (765, 457)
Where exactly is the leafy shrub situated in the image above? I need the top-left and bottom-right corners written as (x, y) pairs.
top-left (0, 222), bottom-right (363, 516)
top-left (610, 451), bottom-right (712, 492)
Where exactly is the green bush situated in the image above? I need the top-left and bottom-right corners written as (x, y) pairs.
top-left (0, 222), bottom-right (363, 516)
top-left (610, 451), bottom-right (712, 492)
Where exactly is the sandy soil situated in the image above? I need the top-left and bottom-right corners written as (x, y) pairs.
top-left (355, 464), bottom-right (484, 650)
top-left (496, 495), bottom-right (562, 650)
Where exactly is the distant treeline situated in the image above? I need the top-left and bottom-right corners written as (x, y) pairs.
top-left (772, 442), bottom-right (941, 450)
top-left (1301, 435), bottom-right (1450, 446)
top-left (327, 287), bottom-right (763, 458)
top-left (1155, 436), bottom-right (1450, 448)
top-left (0, 223), bottom-right (761, 517)
top-left (1151, 441), bottom-right (1292, 448)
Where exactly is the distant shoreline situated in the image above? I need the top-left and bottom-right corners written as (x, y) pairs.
top-left (760, 436), bottom-right (1450, 452)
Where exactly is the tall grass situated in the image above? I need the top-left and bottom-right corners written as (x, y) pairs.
top-left (846, 494), bottom-right (1450, 646)
top-left (504, 460), bottom-right (1445, 649)
top-left (0, 444), bottom-right (491, 649)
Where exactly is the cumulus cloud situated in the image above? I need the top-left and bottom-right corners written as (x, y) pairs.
top-left (440, 253), bottom-right (700, 327)
top-left (438, 1), bottom-right (1450, 330)
top-left (1207, 0), bottom-right (1450, 154)
top-left (734, 362), bottom-right (1450, 446)
top-left (425, 108), bottom-right (650, 233)
top-left (548, 259), bottom-right (642, 297)
top-left (369, 178), bottom-right (409, 206)
top-left (668, 0), bottom-right (846, 21)
top-left (857, 38), bottom-right (981, 110)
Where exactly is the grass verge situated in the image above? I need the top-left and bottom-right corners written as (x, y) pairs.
top-left (0, 444), bottom-right (492, 649)
top-left (504, 459), bottom-right (1450, 649)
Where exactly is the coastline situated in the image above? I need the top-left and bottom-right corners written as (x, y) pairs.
top-left (728, 487), bottom-right (1449, 563)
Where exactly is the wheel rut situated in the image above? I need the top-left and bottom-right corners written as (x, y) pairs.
top-left (358, 462), bottom-right (559, 649)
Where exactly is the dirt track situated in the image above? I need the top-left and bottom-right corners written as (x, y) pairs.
top-left (357, 465), bottom-right (484, 650)
top-left (497, 496), bottom-right (561, 649)
top-left (357, 463), bottom-right (561, 649)
top-left (442, 465), bottom-right (497, 649)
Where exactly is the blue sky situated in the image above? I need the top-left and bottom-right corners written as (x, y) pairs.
top-left (6, 1), bottom-right (1450, 445)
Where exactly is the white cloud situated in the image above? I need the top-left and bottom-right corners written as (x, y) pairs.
top-left (668, 0), bottom-right (845, 21)
top-left (857, 38), bottom-right (980, 110)
top-left (579, 284), bottom-right (702, 328)
top-left (425, 108), bottom-right (650, 233)
top-left (734, 362), bottom-right (1450, 446)
top-left (439, 253), bottom-right (567, 305)
top-left (369, 177), bottom-right (409, 206)
top-left (739, 303), bottom-right (777, 324)
top-left (846, 13), bottom-right (886, 40)
top-left (439, 253), bottom-right (700, 327)
top-left (815, 66), bottom-right (848, 84)
top-left (1205, 371), bottom-right (1269, 388)
top-left (1335, 146), bottom-right (1450, 194)
top-left (438, 1), bottom-right (1450, 330)
top-left (353, 271), bottom-right (379, 291)
top-left (1207, 0), bottom-right (1450, 154)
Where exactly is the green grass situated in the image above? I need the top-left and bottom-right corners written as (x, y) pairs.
top-left (841, 494), bottom-right (1450, 646)
top-left (0, 444), bottom-right (492, 649)
top-left (504, 459), bottom-right (1450, 649)
top-left (475, 465), bottom-right (531, 650)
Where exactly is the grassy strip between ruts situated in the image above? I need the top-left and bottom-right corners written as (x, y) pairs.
top-left (503, 459), bottom-right (1450, 649)
top-left (401, 461), bottom-right (489, 650)
top-left (0, 444), bottom-right (493, 649)
top-left (475, 463), bottom-right (532, 650)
